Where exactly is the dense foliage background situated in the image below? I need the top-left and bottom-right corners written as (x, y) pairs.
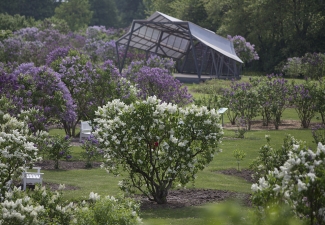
top-left (1, 0), bottom-right (324, 73)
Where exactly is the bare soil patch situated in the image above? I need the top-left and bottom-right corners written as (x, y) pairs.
top-left (223, 119), bottom-right (312, 130)
top-left (137, 189), bottom-right (251, 210)
top-left (217, 168), bottom-right (254, 183)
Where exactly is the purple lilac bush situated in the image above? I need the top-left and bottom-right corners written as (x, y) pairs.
top-left (282, 52), bottom-right (325, 80)
top-left (135, 66), bottom-right (192, 106)
top-left (252, 74), bottom-right (290, 129)
top-left (52, 50), bottom-right (137, 136)
top-left (289, 80), bottom-right (317, 128)
top-left (123, 55), bottom-right (193, 106)
top-left (220, 80), bottom-right (259, 129)
top-left (0, 62), bottom-right (76, 132)
top-left (227, 35), bottom-right (259, 63)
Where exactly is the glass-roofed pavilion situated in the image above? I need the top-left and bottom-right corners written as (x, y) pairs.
top-left (116, 11), bottom-right (243, 81)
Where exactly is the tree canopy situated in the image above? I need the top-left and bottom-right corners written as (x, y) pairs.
top-left (54, 0), bottom-right (93, 32)
top-left (89, 0), bottom-right (119, 28)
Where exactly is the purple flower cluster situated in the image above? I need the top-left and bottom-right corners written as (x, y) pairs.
top-left (135, 66), bottom-right (192, 106)
top-left (46, 47), bottom-right (71, 66)
top-left (0, 62), bottom-right (76, 128)
top-left (0, 27), bottom-right (85, 66)
top-left (227, 35), bottom-right (259, 63)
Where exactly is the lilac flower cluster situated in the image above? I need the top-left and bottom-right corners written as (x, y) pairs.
top-left (135, 66), bottom-right (192, 106)
top-left (122, 55), bottom-right (193, 106)
top-left (0, 27), bottom-right (86, 66)
top-left (52, 49), bottom-right (137, 136)
top-left (227, 35), bottom-right (259, 63)
top-left (83, 39), bottom-right (117, 62)
top-left (0, 62), bottom-right (76, 129)
top-left (46, 46), bottom-right (71, 66)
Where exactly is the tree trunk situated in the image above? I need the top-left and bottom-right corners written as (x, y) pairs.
top-left (154, 188), bottom-right (168, 204)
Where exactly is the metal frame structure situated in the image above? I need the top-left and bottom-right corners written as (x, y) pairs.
top-left (116, 11), bottom-right (243, 80)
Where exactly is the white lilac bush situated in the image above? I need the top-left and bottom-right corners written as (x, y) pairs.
top-left (0, 185), bottom-right (141, 225)
top-left (94, 96), bottom-right (223, 204)
top-left (0, 111), bottom-right (40, 200)
top-left (251, 138), bottom-right (325, 225)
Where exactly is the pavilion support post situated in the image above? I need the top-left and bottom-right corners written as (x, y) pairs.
top-left (211, 51), bottom-right (218, 77)
top-left (218, 54), bottom-right (224, 78)
top-left (115, 42), bottom-right (121, 73)
top-left (199, 45), bottom-right (208, 76)
top-left (156, 31), bottom-right (164, 54)
top-left (119, 22), bottom-right (136, 73)
top-left (188, 35), bottom-right (200, 81)
top-left (180, 45), bottom-right (192, 73)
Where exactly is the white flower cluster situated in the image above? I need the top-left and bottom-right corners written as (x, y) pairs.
top-left (252, 142), bottom-right (325, 223)
top-left (1, 187), bottom-right (45, 223)
top-left (0, 113), bottom-right (39, 195)
top-left (0, 186), bottom-right (141, 225)
top-left (89, 192), bottom-right (100, 201)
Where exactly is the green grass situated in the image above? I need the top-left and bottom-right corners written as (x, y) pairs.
top-left (44, 168), bottom-right (124, 201)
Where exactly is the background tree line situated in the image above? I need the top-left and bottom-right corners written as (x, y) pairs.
top-left (1, 0), bottom-right (325, 74)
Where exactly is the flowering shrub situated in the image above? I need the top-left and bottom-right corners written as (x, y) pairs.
top-left (249, 134), bottom-right (305, 182)
top-left (0, 27), bottom-right (73, 66)
top-left (134, 66), bottom-right (193, 106)
top-left (47, 135), bottom-right (72, 169)
top-left (81, 135), bottom-right (103, 168)
top-left (122, 55), bottom-right (175, 82)
top-left (0, 63), bottom-right (76, 130)
top-left (227, 35), bottom-right (259, 63)
top-left (122, 55), bottom-right (192, 106)
top-left (282, 57), bottom-right (303, 77)
top-left (252, 74), bottom-right (290, 129)
top-left (251, 139), bottom-right (325, 225)
top-left (73, 193), bottom-right (141, 225)
top-left (219, 88), bottom-right (238, 125)
top-left (193, 94), bottom-right (220, 111)
top-left (316, 82), bottom-right (325, 125)
top-left (0, 112), bottom-right (40, 200)
top-left (0, 185), bottom-right (141, 225)
top-left (282, 53), bottom-right (325, 80)
top-left (234, 116), bottom-right (247, 138)
top-left (289, 80), bottom-right (317, 128)
top-left (50, 50), bottom-right (137, 136)
top-left (94, 96), bottom-right (223, 204)
top-left (82, 26), bottom-right (129, 63)
top-left (301, 52), bottom-right (325, 81)
top-left (221, 81), bottom-right (259, 130)
top-left (311, 124), bottom-right (325, 145)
